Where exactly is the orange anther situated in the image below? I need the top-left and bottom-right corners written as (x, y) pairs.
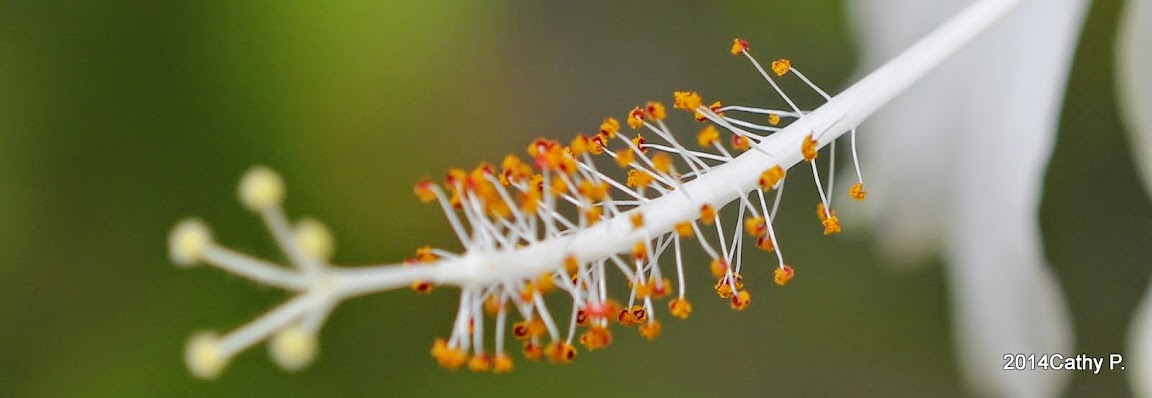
top-left (668, 298), bottom-right (693, 319)
top-left (771, 58), bottom-right (791, 76)
top-left (730, 38), bottom-right (749, 55)
top-left (774, 265), bottom-right (795, 286)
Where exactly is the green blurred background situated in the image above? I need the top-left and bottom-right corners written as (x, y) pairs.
top-left (0, 0), bottom-right (1145, 396)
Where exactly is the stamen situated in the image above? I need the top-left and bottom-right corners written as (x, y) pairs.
top-left (173, 19), bottom-right (901, 376)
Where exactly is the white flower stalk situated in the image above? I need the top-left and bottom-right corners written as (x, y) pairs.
top-left (171, 0), bottom-right (1023, 377)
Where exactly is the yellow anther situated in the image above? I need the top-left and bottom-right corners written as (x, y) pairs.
top-left (816, 203), bottom-right (835, 221)
top-left (674, 222), bottom-right (694, 238)
top-left (771, 58), bottom-right (791, 76)
top-left (584, 206), bottom-right (603, 225)
top-left (431, 338), bottom-right (467, 370)
top-left (755, 236), bottom-right (775, 252)
top-left (411, 280), bottom-right (434, 294)
top-left (668, 298), bottom-right (693, 319)
top-left (519, 191), bottom-right (540, 216)
top-left (627, 107), bottom-right (645, 129)
top-left (850, 182), bottom-right (868, 201)
top-left (537, 273), bottom-right (557, 294)
top-left (615, 149), bottom-right (635, 168)
top-left (430, 338), bottom-right (447, 358)
top-left (527, 319), bottom-right (547, 337)
top-left (673, 91), bottom-right (703, 111)
top-left (650, 277), bottom-right (671, 299)
top-left (550, 178), bottom-right (568, 196)
top-left (414, 179), bottom-right (438, 203)
top-left (632, 241), bottom-right (648, 261)
top-left (823, 215), bottom-right (842, 235)
top-left (709, 258), bottom-right (729, 279)
top-left (630, 212), bottom-right (645, 229)
top-left (730, 38), bottom-right (749, 55)
top-left (715, 274), bottom-right (744, 299)
top-left (699, 204), bottom-right (717, 224)
top-left (545, 342), bottom-right (578, 364)
top-left (631, 133), bottom-right (647, 153)
top-left (519, 283), bottom-right (539, 303)
top-left (715, 282), bottom-right (733, 299)
top-left (526, 138), bottom-right (558, 159)
top-left (578, 327), bottom-right (613, 351)
top-left (570, 134), bottom-right (591, 156)
top-left (651, 153), bottom-right (673, 174)
top-left (522, 342), bottom-right (544, 361)
top-left (801, 133), bottom-right (818, 161)
top-left (768, 114), bottom-right (781, 125)
top-left (415, 245), bottom-right (438, 263)
top-left (486, 200), bottom-right (512, 219)
top-left (484, 295), bottom-right (504, 316)
top-left (578, 180), bottom-right (610, 202)
top-left (728, 273), bottom-right (745, 290)
top-left (492, 353), bottom-right (514, 374)
top-left (759, 165), bottom-right (785, 189)
top-left (639, 320), bottom-right (662, 341)
top-left (590, 135), bottom-right (606, 155)
top-left (730, 290), bottom-right (751, 310)
top-left (448, 191), bottom-right (462, 209)
top-left (501, 155), bottom-right (530, 185)
top-left (468, 354), bottom-right (492, 372)
top-left (774, 265), bottom-right (795, 286)
top-left (599, 117), bottom-right (621, 138)
top-left (564, 255), bottom-right (580, 275)
top-left (629, 305), bottom-right (648, 324)
top-left (645, 101), bottom-right (667, 121)
top-left (626, 169), bottom-right (654, 190)
top-left (617, 308), bottom-right (637, 326)
top-left (530, 174), bottom-right (545, 193)
top-left (744, 216), bottom-right (767, 237)
top-left (633, 279), bottom-right (652, 299)
top-left (697, 125), bottom-right (720, 147)
top-left (731, 135), bottom-right (750, 151)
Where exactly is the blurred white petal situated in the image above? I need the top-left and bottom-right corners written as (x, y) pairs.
top-left (1118, 0), bottom-right (1152, 396)
top-left (847, 0), bottom-right (969, 266)
top-left (849, 0), bottom-right (1087, 396)
top-left (1132, 285), bottom-right (1152, 398)
top-left (1119, 0), bottom-right (1152, 191)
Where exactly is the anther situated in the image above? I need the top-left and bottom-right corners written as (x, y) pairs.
top-left (600, 117), bottom-right (621, 138)
top-left (730, 38), bottom-right (749, 55)
top-left (759, 166), bottom-right (785, 189)
top-left (673, 91), bottom-right (703, 111)
top-left (801, 133), bottom-right (818, 161)
top-left (627, 107), bottom-right (645, 129)
top-left (668, 298), bottom-right (692, 319)
top-left (697, 125), bottom-right (721, 147)
top-left (730, 290), bottom-right (751, 310)
top-left (770, 59), bottom-right (791, 76)
top-left (638, 320), bottom-right (662, 340)
top-left (774, 265), bottom-right (795, 286)
top-left (850, 182), bottom-right (868, 201)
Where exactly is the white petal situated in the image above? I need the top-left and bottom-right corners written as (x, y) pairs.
top-left (1118, 1), bottom-right (1152, 396)
top-left (1119, 0), bottom-right (1152, 194)
top-left (938, 0), bottom-right (1088, 395)
top-left (847, 0), bottom-right (970, 266)
top-left (1131, 285), bottom-right (1152, 398)
top-left (851, 0), bottom-right (1087, 396)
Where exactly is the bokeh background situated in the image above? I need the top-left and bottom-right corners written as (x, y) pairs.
top-left (0, 0), bottom-right (1145, 396)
